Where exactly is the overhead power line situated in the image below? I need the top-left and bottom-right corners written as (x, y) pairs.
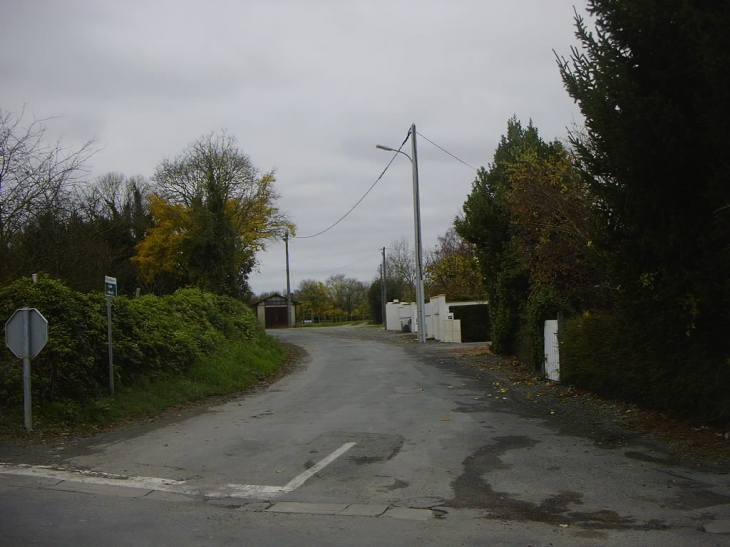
top-left (295, 131), bottom-right (411, 239)
top-left (293, 129), bottom-right (474, 240)
top-left (416, 131), bottom-right (478, 171)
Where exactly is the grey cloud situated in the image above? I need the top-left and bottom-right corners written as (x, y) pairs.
top-left (1, 0), bottom-right (587, 294)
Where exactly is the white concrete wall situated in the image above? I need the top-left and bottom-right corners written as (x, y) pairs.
top-left (440, 318), bottom-right (462, 343)
top-left (386, 301), bottom-right (417, 332)
top-left (428, 295), bottom-right (448, 341)
top-left (385, 295), bottom-right (487, 343)
top-left (385, 301), bottom-right (397, 331)
top-left (404, 303), bottom-right (417, 333)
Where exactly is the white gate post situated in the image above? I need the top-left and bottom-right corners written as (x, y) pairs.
top-left (544, 319), bottom-right (560, 382)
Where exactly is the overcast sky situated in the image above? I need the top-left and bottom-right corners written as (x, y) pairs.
top-left (1, 0), bottom-right (588, 296)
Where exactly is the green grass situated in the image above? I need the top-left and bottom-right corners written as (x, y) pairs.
top-left (0, 334), bottom-right (288, 436)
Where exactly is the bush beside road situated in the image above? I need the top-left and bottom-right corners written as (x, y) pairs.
top-left (0, 276), bottom-right (288, 436)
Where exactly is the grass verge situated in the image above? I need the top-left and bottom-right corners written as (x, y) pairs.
top-left (0, 334), bottom-right (288, 437)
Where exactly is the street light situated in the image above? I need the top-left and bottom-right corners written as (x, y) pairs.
top-left (376, 123), bottom-right (427, 343)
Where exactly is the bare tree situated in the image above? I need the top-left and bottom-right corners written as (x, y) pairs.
top-left (82, 173), bottom-right (148, 218)
top-left (0, 107), bottom-right (96, 282)
top-left (80, 172), bottom-right (151, 241)
top-left (386, 237), bottom-right (416, 301)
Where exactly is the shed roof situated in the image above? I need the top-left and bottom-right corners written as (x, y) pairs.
top-left (253, 294), bottom-right (300, 306)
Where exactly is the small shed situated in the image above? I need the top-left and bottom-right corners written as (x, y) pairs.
top-left (254, 294), bottom-right (298, 329)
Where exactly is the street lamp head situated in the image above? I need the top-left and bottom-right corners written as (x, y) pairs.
top-left (376, 144), bottom-right (412, 162)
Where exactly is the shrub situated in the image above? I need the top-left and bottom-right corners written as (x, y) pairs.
top-left (523, 285), bottom-right (572, 371)
top-left (560, 310), bottom-right (730, 426)
top-left (107, 294), bottom-right (208, 381)
top-left (0, 276), bottom-right (266, 406)
top-left (0, 276), bottom-right (107, 402)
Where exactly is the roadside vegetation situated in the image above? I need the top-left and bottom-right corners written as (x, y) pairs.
top-left (0, 277), bottom-right (287, 435)
top-left (1, 1), bottom-right (728, 433)
top-left (455, 2), bottom-right (730, 427)
top-left (0, 117), bottom-right (292, 435)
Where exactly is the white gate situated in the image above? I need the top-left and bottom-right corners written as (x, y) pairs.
top-left (544, 319), bottom-right (560, 382)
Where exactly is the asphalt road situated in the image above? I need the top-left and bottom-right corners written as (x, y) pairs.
top-left (1, 326), bottom-right (729, 546)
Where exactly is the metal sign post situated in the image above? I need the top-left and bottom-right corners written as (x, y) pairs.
top-left (105, 276), bottom-right (117, 396)
top-left (5, 308), bottom-right (48, 432)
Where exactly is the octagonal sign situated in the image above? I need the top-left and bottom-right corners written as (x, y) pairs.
top-left (5, 308), bottom-right (48, 359)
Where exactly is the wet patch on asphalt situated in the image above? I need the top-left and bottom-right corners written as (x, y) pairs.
top-left (385, 478), bottom-right (409, 491)
top-left (341, 433), bottom-right (404, 466)
top-left (445, 437), bottom-right (667, 530)
top-left (451, 400), bottom-right (492, 413)
top-left (310, 329), bottom-right (730, 530)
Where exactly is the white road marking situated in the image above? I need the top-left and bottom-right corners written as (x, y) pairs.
top-left (283, 441), bottom-right (357, 492)
top-left (0, 464), bottom-right (186, 491)
top-left (0, 442), bottom-right (357, 500)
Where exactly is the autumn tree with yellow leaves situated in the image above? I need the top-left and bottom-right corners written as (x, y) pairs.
top-left (134, 131), bottom-right (294, 297)
top-left (423, 227), bottom-right (482, 299)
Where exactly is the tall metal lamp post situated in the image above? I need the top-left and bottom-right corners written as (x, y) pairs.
top-left (284, 232), bottom-right (293, 327)
top-left (376, 123), bottom-right (426, 343)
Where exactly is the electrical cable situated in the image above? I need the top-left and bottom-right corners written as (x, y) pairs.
top-left (294, 130), bottom-right (411, 239)
top-left (416, 131), bottom-right (478, 171)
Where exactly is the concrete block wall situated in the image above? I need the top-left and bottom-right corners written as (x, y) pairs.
top-left (386, 295), bottom-right (466, 343)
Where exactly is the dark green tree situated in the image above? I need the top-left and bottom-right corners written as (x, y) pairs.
top-left (368, 277), bottom-right (409, 325)
top-left (0, 108), bottom-right (95, 286)
top-left (79, 173), bottom-right (152, 293)
top-left (557, 1), bottom-right (730, 422)
top-left (12, 209), bottom-right (96, 291)
top-left (455, 117), bottom-right (564, 353)
top-left (8, 173), bottom-right (150, 295)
